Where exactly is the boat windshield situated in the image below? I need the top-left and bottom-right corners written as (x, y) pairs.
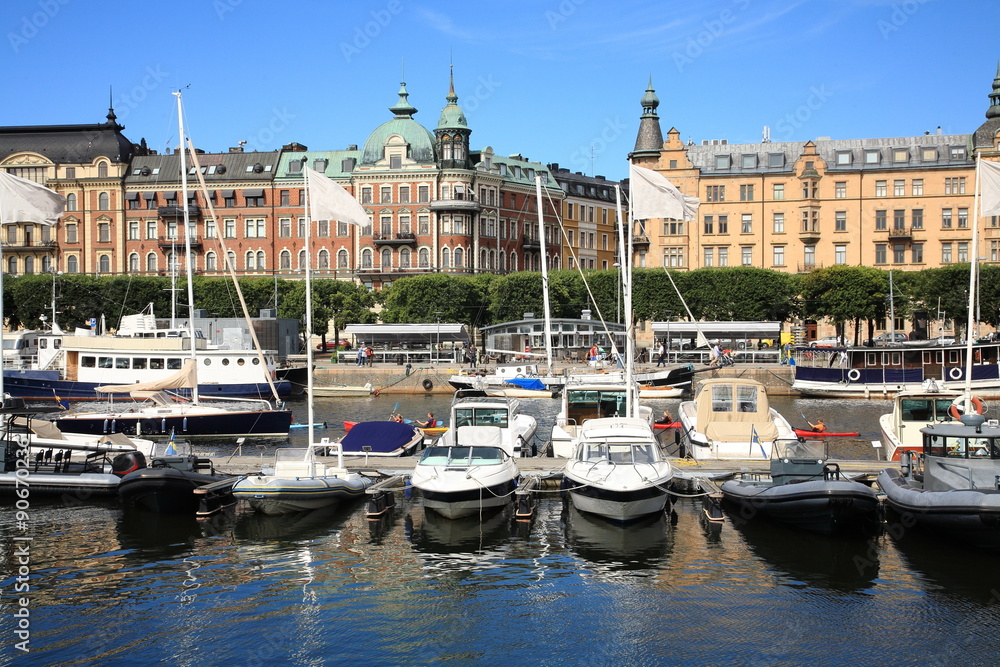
top-left (580, 442), bottom-right (659, 464)
top-left (900, 398), bottom-right (957, 422)
top-left (454, 407), bottom-right (509, 428)
top-left (925, 434), bottom-right (1000, 458)
top-left (420, 446), bottom-right (505, 466)
top-left (773, 439), bottom-right (825, 460)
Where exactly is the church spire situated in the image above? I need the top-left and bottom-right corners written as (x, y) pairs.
top-left (106, 86), bottom-right (119, 125)
top-left (632, 76), bottom-right (663, 158)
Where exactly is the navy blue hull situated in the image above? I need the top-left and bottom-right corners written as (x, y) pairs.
top-left (55, 409), bottom-right (293, 438)
top-left (2, 371), bottom-right (292, 400)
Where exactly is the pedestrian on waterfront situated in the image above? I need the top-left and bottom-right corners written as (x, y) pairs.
top-left (808, 419), bottom-right (828, 433)
top-left (356, 345), bottom-right (364, 367)
top-left (589, 344), bottom-right (598, 361)
top-left (710, 342), bottom-right (723, 366)
top-left (656, 341), bottom-right (666, 367)
top-left (367, 344), bottom-right (374, 367)
top-left (469, 345), bottom-right (477, 369)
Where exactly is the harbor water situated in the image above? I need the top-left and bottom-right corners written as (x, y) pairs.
top-left (3, 395), bottom-right (1000, 666)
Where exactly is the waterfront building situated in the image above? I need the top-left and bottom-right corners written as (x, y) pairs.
top-left (548, 165), bottom-right (621, 271)
top-left (628, 67), bottom-right (1000, 275)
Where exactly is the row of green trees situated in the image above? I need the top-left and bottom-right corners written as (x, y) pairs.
top-left (3, 264), bottom-right (993, 344)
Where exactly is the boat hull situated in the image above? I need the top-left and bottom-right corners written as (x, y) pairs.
top-left (2, 372), bottom-right (293, 401)
top-left (721, 479), bottom-right (880, 535)
top-left (233, 475), bottom-right (372, 515)
top-left (0, 470), bottom-right (120, 497)
top-left (566, 483), bottom-right (669, 523)
top-left (419, 480), bottom-right (517, 519)
top-left (55, 409), bottom-right (293, 438)
top-left (118, 467), bottom-right (233, 514)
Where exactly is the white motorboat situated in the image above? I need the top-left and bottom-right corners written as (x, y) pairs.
top-left (550, 379), bottom-right (653, 458)
top-left (879, 383), bottom-right (965, 461)
top-left (677, 378), bottom-right (797, 460)
top-left (232, 441), bottom-right (373, 515)
top-left (410, 426), bottom-right (519, 519)
top-left (562, 416), bottom-right (673, 522)
top-left (437, 389), bottom-right (537, 457)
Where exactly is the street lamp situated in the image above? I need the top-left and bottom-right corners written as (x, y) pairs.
top-left (434, 311), bottom-right (442, 364)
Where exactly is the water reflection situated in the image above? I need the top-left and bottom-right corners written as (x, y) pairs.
top-left (563, 503), bottom-right (674, 571)
top-left (232, 503), bottom-right (357, 543)
top-left (116, 506), bottom-right (231, 559)
top-left (731, 516), bottom-right (880, 592)
top-left (889, 523), bottom-right (1000, 605)
top-left (408, 505), bottom-right (514, 555)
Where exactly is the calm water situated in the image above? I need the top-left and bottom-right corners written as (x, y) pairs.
top-left (3, 395), bottom-right (1000, 666)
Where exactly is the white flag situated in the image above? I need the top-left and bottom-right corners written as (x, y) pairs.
top-left (980, 159), bottom-right (1000, 217)
top-left (629, 164), bottom-right (700, 222)
top-left (305, 166), bottom-right (370, 226)
top-left (0, 170), bottom-right (65, 226)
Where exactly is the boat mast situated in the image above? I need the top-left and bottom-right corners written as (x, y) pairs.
top-left (174, 91), bottom-right (199, 405)
top-left (965, 155), bottom-right (984, 398)
top-left (888, 270), bottom-right (895, 344)
top-left (304, 165), bottom-right (316, 448)
top-left (616, 183), bottom-right (635, 418)
top-left (534, 175), bottom-right (554, 376)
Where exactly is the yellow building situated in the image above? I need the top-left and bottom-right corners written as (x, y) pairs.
top-left (628, 67), bottom-right (1000, 273)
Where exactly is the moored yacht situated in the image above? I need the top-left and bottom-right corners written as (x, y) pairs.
top-left (550, 379), bottom-right (653, 458)
top-left (437, 389), bottom-right (537, 457)
top-left (879, 383), bottom-right (964, 461)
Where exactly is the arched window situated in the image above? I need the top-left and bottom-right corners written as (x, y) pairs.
top-left (98, 192), bottom-right (109, 211)
top-left (66, 256), bottom-right (78, 273)
top-left (337, 249), bottom-right (349, 269)
top-left (66, 193), bottom-right (77, 212)
top-left (279, 250), bottom-right (290, 270)
top-left (498, 251), bottom-right (505, 272)
top-left (298, 249), bottom-right (306, 270)
top-left (257, 251), bottom-right (265, 270)
top-left (146, 253), bottom-right (157, 272)
top-left (510, 251), bottom-right (517, 272)
top-left (129, 253), bottom-right (139, 272)
top-left (454, 247), bottom-right (464, 268)
top-left (7, 256), bottom-right (16, 274)
top-left (206, 252), bottom-right (217, 271)
top-left (318, 249), bottom-right (330, 269)
top-left (24, 257), bottom-right (34, 274)
top-left (418, 247), bottom-right (430, 268)
top-left (41, 256), bottom-right (51, 273)
top-left (380, 248), bottom-right (392, 269)
top-left (489, 250), bottom-right (496, 270)
top-left (226, 250), bottom-right (236, 271)
top-left (400, 247), bottom-right (411, 269)
top-left (480, 249), bottom-right (487, 269)
top-left (99, 255), bottom-right (110, 273)
top-left (441, 247), bottom-right (450, 268)
top-left (245, 251), bottom-right (255, 270)
top-left (97, 162), bottom-right (108, 178)
top-left (361, 248), bottom-right (373, 268)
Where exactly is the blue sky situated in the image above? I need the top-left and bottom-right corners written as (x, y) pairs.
top-left (3, 0), bottom-right (998, 181)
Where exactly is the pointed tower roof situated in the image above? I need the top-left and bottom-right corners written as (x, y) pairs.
top-left (437, 66), bottom-right (469, 130)
top-left (973, 63), bottom-right (1000, 150)
top-left (631, 76), bottom-right (663, 157)
top-left (389, 81), bottom-right (418, 118)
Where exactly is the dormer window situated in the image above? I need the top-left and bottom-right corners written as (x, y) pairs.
top-left (741, 154), bottom-right (757, 169)
top-left (865, 150), bottom-right (881, 164)
top-left (715, 154), bottom-right (731, 170)
top-left (836, 151), bottom-right (852, 165)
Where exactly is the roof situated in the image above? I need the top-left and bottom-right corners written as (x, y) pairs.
top-left (343, 323), bottom-right (469, 344)
top-left (125, 151), bottom-right (280, 185)
top-left (0, 114), bottom-right (135, 165)
top-left (360, 82), bottom-right (437, 166)
top-left (651, 321), bottom-right (781, 338)
top-left (482, 316), bottom-right (625, 334)
top-left (274, 149), bottom-right (362, 180)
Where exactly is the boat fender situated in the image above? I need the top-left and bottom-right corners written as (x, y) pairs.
top-left (422, 379), bottom-right (434, 391)
top-left (847, 369), bottom-right (861, 382)
top-left (949, 367), bottom-right (963, 380)
top-left (949, 396), bottom-right (985, 420)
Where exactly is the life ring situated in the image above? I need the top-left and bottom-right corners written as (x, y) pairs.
top-left (847, 369), bottom-right (861, 381)
top-left (949, 396), bottom-right (985, 420)
top-left (422, 379), bottom-right (434, 391)
top-left (949, 367), bottom-right (963, 380)
top-left (515, 374), bottom-right (526, 379)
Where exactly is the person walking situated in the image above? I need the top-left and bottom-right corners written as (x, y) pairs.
top-left (366, 344), bottom-right (374, 367)
top-left (356, 345), bottom-right (365, 367)
top-left (656, 341), bottom-right (666, 367)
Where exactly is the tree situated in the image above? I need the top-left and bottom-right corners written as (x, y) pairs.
top-left (380, 274), bottom-right (483, 324)
top-left (801, 266), bottom-right (889, 344)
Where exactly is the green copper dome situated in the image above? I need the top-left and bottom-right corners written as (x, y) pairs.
top-left (437, 68), bottom-right (468, 130)
top-left (360, 82), bottom-right (437, 165)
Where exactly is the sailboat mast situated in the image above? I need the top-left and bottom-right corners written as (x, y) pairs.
top-left (534, 175), bottom-right (554, 376)
top-left (174, 91), bottom-right (199, 404)
top-left (965, 155), bottom-right (984, 396)
top-left (616, 184), bottom-right (634, 418)
top-left (304, 167), bottom-right (316, 447)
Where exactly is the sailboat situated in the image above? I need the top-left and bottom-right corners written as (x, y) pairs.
top-left (561, 169), bottom-right (675, 522)
top-left (233, 165), bottom-right (374, 514)
top-left (54, 92), bottom-right (292, 439)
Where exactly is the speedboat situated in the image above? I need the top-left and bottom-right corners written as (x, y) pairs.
top-left (232, 441), bottom-right (373, 515)
top-left (437, 389), bottom-right (537, 457)
top-left (410, 426), bottom-right (519, 519)
top-left (550, 379), bottom-right (653, 458)
top-left (338, 420), bottom-right (424, 457)
top-left (677, 378), bottom-right (797, 460)
top-left (878, 410), bottom-right (1000, 551)
top-left (562, 416), bottom-right (673, 522)
top-left (117, 452), bottom-right (236, 515)
top-left (878, 383), bottom-right (964, 461)
top-left (721, 439), bottom-right (880, 536)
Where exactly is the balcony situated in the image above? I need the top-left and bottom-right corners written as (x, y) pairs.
top-left (631, 234), bottom-right (650, 248)
top-left (355, 265), bottom-right (437, 280)
top-left (798, 225), bottom-right (821, 244)
top-left (796, 262), bottom-right (823, 273)
top-left (158, 205), bottom-right (202, 219)
top-left (429, 194), bottom-right (482, 212)
top-left (157, 235), bottom-right (203, 249)
top-left (521, 235), bottom-right (541, 251)
top-left (888, 226), bottom-right (912, 240)
top-left (373, 231), bottom-right (416, 246)
top-left (1, 240), bottom-right (57, 250)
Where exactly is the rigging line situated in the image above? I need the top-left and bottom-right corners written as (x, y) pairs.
top-left (540, 186), bottom-right (623, 360)
top-left (115, 272), bottom-right (136, 331)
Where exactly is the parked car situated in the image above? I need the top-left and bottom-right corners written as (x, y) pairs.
top-left (863, 332), bottom-right (908, 346)
top-left (809, 335), bottom-right (846, 348)
top-left (317, 339), bottom-right (352, 351)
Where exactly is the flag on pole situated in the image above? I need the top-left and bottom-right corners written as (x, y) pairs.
top-left (0, 169), bottom-right (65, 225)
top-left (629, 164), bottom-right (700, 222)
top-left (165, 430), bottom-right (177, 456)
top-left (980, 159), bottom-right (1000, 217)
top-left (304, 166), bottom-right (371, 226)
top-left (751, 425), bottom-right (766, 458)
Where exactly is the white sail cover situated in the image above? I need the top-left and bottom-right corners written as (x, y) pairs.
top-left (629, 164), bottom-right (700, 222)
top-left (95, 359), bottom-right (197, 394)
top-left (0, 170), bottom-right (65, 225)
top-left (305, 166), bottom-right (371, 226)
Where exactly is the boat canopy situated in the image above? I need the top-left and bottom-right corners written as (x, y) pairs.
top-left (695, 378), bottom-right (779, 442)
top-left (95, 359), bottom-right (197, 394)
top-left (504, 377), bottom-right (546, 391)
top-left (340, 421), bottom-right (420, 454)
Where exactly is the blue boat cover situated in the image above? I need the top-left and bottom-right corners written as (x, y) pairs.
top-left (341, 421), bottom-right (419, 454)
top-left (505, 378), bottom-right (546, 390)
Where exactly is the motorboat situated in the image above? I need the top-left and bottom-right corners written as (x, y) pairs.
top-left (721, 439), bottom-right (880, 536)
top-left (878, 411), bottom-right (1000, 551)
top-left (410, 426), bottom-right (520, 519)
top-left (232, 441), bottom-right (373, 515)
top-left (437, 389), bottom-right (537, 457)
top-left (343, 420), bottom-right (448, 437)
top-left (310, 382), bottom-right (374, 398)
top-left (562, 416), bottom-right (673, 522)
top-left (550, 379), bottom-right (653, 458)
top-left (484, 378), bottom-right (559, 399)
top-left (448, 362), bottom-right (564, 392)
top-left (117, 452), bottom-right (236, 515)
top-left (879, 383), bottom-right (964, 461)
top-left (338, 420), bottom-right (424, 457)
top-left (677, 378), bottom-right (797, 460)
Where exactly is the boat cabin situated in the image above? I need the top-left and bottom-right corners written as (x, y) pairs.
top-left (695, 378), bottom-right (779, 442)
top-left (565, 386), bottom-right (627, 425)
top-left (913, 417), bottom-right (1000, 491)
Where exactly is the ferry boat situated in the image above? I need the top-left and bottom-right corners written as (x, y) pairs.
top-left (791, 339), bottom-right (1000, 399)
